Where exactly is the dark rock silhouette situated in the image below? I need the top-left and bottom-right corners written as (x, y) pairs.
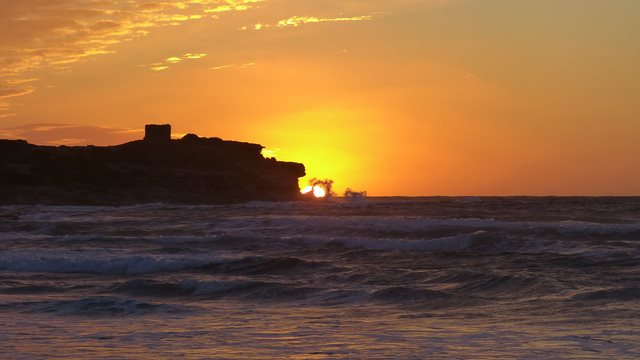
top-left (144, 124), bottom-right (171, 143)
top-left (0, 125), bottom-right (306, 205)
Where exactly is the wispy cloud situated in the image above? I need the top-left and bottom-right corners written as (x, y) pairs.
top-left (150, 65), bottom-right (170, 72)
top-left (0, 86), bottom-right (34, 117)
top-left (204, 0), bottom-right (266, 13)
top-left (209, 62), bottom-right (256, 71)
top-left (145, 53), bottom-right (208, 71)
top-left (0, 0), bottom-right (262, 114)
top-left (166, 57), bottom-right (183, 64)
top-left (277, 15), bottom-right (373, 28)
top-left (5, 78), bottom-right (39, 86)
top-left (0, 88), bottom-right (35, 99)
top-left (0, 99), bottom-right (14, 118)
top-left (242, 14), bottom-right (373, 30)
top-left (183, 53), bottom-right (207, 59)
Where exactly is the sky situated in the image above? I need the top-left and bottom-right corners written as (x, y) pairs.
top-left (0, 0), bottom-right (639, 196)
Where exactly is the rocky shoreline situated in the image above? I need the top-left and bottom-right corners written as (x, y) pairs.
top-left (0, 126), bottom-right (306, 205)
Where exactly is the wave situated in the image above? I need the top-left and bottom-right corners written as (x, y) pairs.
top-left (0, 251), bottom-right (223, 275)
top-left (447, 272), bottom-right (558, 298)
top-left (0, 251), bottom-right (329, 277)
top-left (288, 233), bottom-right (478, 253)
top-left (372, 287), bottom-right (451, 303)
top-left (212, 215), bottom-right (640, 239)
top-left (0, 283), bottom-right (89, 294)
top-left (198, 256), bottom-right (328, 275)
top-left (109, 279), bottom-right (316, 301)
top-left (5, 202), bottom-right (640, 260)
top-left (572, 287), bottom-right (640, 302)
top-left (203, 216), bottom-right (640, 256)
top-left (294, 231), bottom-right (557, 255)
top-left (0, 296), bottom-right (187, 316)
top-left (108, 279), bottom-right (472, 307)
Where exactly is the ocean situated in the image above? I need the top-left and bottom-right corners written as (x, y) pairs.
top-left (1, 197), bottom-right (639, 359)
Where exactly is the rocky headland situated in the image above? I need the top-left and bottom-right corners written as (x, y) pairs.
top-left (0, 124), bottom-right (306, 205)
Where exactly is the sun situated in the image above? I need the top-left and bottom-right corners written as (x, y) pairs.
top-left (301, 185), bottom-right (327, 198)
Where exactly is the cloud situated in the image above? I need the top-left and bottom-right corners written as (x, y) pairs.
top-left (4, 78), bottom-right (39, 85)
top-left (0, 0), bottom-right (262, 111)
top-left (204, 0), bottom-right (265, 13)
top-left (166, 57), bottom-right (183, 63)
top-left (150, 65), bottom-right (169, 71)
top-left (145, 53), bottom-right (208, 71)
top-left (277, 15), bottom-right (373, 28)
top-left (0, 87), bottom-right (34, 116)
top-left (242, 15), bottom-right (373, 31)
top-left (183, 53), bottom-right (207, 59)
top-left (0, 99), bottom-right (14, 118)
top-left (0, 0), bottom-right (443, 117)
top-left (137, 2), bottom-right (182, 13)
top-left (0, 123), bottom-right (145, 146)
top-left (209, 62), bottom-right (255, 71)
top-left (0, 87), bottom-right (34, 99)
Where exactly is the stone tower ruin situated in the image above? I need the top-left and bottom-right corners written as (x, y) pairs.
top-left (144, 124), bottom-right (171, 143)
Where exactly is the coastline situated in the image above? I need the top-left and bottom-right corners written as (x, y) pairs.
top-left (0, 127), bottom-right (306, 205)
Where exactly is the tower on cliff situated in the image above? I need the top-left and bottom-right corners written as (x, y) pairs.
top-left (144, 124), bottom-right (171, 143)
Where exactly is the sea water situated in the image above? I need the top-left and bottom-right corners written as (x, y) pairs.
top-left (1, 197), bottom-right (639, 359)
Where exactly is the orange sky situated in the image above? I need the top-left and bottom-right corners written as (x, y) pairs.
top-left (1, 0), bottom-right (639, 195)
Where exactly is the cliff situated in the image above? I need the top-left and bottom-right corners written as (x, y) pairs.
top-left (0, 131), bottom-right (306, 205)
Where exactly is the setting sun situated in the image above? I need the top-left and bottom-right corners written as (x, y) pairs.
top-left (301, 185), bottom-right (327, 198)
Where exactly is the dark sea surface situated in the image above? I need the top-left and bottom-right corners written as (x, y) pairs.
top-left (1, 197), bottom-right (639, 359)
